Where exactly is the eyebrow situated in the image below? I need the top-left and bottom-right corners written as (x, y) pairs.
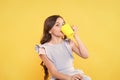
top-left (55, 21), bottom-right (65, 24)
top-left (56, 22), bottom-right (60, 24)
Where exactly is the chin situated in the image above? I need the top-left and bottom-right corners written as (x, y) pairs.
top-left (60, 34), bottom-right (64, 37)
top-left (57, 35), bottom-right (64, 38)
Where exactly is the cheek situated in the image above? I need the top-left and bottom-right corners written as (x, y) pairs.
top-left (51, 27), bottom-right (61, 32)
top-left (51, 28), bottom-right (63, 35)
top-left (53, 30), bottom-right (61, 34)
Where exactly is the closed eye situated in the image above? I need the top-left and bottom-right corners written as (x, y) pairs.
top-left (55, 24), bottom-right (60, 27)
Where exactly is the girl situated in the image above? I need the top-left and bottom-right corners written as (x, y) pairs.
top-left (35, 15), bottom-right (91, 80)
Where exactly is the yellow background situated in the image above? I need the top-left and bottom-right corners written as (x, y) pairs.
top-left (0, 0), bottom-right (120, 80)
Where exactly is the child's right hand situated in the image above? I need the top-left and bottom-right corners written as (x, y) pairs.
top-left (71, 74), bottom-right (83, 80)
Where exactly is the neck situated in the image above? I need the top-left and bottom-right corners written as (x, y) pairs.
top-left (49, 36), bottom-right (63, 44)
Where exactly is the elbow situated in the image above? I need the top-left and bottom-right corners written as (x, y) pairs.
top-left (83, 50), bottom-right (89, 59)
top-left (50, 70), bottom-right (58, 77)
top-left (83, 56), bottom-right (89, 59)
top-left (82, 53), bottom-right (89, 59)
top-left (50, 71), bottom-right (62, 80)
top-left (51, 72), bottom-right (56, 77)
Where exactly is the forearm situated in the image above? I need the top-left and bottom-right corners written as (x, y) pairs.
top-left (51, 71), bottom-right (71, 80)
top-left (74, 34), bottom-right (89, 58)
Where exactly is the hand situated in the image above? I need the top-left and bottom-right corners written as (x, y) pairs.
top-left (71, 74), bottom-right (83, 80)
top-left (72, 26), bottom-right (78, 36)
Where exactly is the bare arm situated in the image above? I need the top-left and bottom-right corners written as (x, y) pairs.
top-left (39, 54), bottom-right (71, 80)
top-left (38, 44), bottom-right (83, 80)
top-left (70, 26), bottom-right (89, 59)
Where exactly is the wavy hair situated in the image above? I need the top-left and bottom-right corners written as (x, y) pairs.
top-left (40, 15), bottom-right (66, 80)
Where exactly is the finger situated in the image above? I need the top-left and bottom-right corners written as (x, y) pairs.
top-left (75, 78), bottom-right (80, 80)
top-left (72, 27), bottom-right (78, 33)
top-left (71, 75), bottom-right (78, 80)
top-left (72, 26), bottom-right (77, 30)
top-left (75, 74), bottom-right (83, 79)
top-left (71, 74), bottom-right (83, 80)
top-left (78, 74), bottom-right (83, 79)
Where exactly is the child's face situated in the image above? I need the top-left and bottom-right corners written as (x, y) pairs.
top-left (49, 17), bottom-right (65, 37)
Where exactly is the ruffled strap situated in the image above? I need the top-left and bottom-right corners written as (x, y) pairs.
top-left (35, 44), bottom-right (46, 54)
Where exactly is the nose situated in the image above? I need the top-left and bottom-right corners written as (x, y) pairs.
top-left (60, 25), bottom-right (63, 29)
top-left (60, 23), bottom-right (65, 30)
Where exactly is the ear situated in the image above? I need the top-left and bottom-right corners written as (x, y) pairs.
top-left (49, 30), bottom-right (51, 34)
top-left (49, 29), bottom-right (52, 34)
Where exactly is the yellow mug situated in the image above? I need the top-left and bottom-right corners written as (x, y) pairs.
top-left (61, 24), bottom-right (74, 38)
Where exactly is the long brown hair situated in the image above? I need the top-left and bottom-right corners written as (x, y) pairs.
top-left (40, 15), bottom-right (66, 80)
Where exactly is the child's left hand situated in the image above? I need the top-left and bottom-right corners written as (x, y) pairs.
top-left (72, 25), bottom-right (78, 36)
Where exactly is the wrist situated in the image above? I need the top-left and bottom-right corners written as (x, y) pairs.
top-left (74, 34), bottom-right (79, 39)
top-left (68, 76), bottom-right (72, 80)
top-left (69, 76), bottom-right (73, 80)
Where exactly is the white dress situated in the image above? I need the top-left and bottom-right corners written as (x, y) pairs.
top-left (35, 40), bottom-right (91, 80)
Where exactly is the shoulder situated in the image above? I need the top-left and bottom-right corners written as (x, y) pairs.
top-left (64, 39), bottom-right (74, 48)
top-left (35, 44), bottom-right (46, 55)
